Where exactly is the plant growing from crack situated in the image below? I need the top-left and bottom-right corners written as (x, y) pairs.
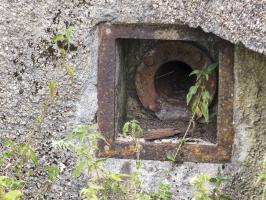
top-left (53, 124), bottom-right (132, 200)
top-left (190, 167), bottom-right (232, 200)
top-left (52, 122), bottom-right (173, 200)
top-left (122, 120), bottom-right (173, 200)
top-left (51, 25), bottom-right (75, 81)
top-left (257, 154), bottom-right (266, 200)
top-left (0, 176), bottom-right (23, 200)
top-left (123, 120), bottom-right (143, 169)
top-left (166, 63), bottom-right (218, 162)
top-left (1, 24), bottom-right (172, 200)
top-left (0, 26), bottom-right (76, 199)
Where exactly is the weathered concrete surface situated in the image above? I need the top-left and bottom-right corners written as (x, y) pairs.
top-left (0, 0), bottom-right (265, 199)
top-left (89, 0), bottom-right (266, 54)
top-left (223, 46), bottom-right (266, 199)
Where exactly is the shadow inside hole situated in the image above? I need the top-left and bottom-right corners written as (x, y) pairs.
top-left (154, 61), bottom-right (196, 102)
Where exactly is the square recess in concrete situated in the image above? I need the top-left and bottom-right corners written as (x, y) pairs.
top-left (97, 23), bottom-right (234, 162)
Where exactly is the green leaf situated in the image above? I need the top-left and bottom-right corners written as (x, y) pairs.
top-left (122, 120), bottom-right (142, 138)
top-left (2, 151), bottom-right (15, 159)
top-left (136, 126), bottom-right (143, 138)
top-left (191, 95), bottom-right (201, 114)
top-left (257, 172), bottom-right (266, 182)
top-left (190, 173), bottom-right (211, 184)
top-left (263, 184), bottom-right (266, 199)
top-left (80, 185), bottom-right (102, 200)
top-left (135, 192), bottom-right (152, 200)
top-left (122, 122), bottom-right (130, 136)
top-left (49, 80), bottom-right (56, 97)
top-left (189, 69), bottom-right (200, 77)
top-left (187, 85), bottom-right (199, 105)
top-left (3, 139), bottom-right (16, 148)
top-left (67, 64), bottom-right (75, 81)
top-left (18, 144), bottom-right (38, 165)
top-left (165, 153), bottom-right (175, 162)
top-left (156, 180), bottom-right (172, 200)
top-left (219, 194), bottom-right (232, 200)
top-left (45, 165), bottom-right (60, 181)
top-left (199, 102), bottom-right (209, 123)
top-left (109, 173), bottom-right (122, 182)
top-left (28, 148), bottom-right (38, 165)
top-left (27, 169), bottom-right (33, 177)
top-left (73, 161), bottom-right (86, 177)
top-left (51, 34), bottom-right (65, 43)
top-left (65, 26), bottom-right (73, 49)
top-left (206, 63), bottom-right (218, 75)
top-left (60, 48), bottom-right (66, 60)
top-left (203, 91), bottom-right (210, 104)
top-left (4, 190), bottom-right (23, 200)
top-left (212, 167), bottom-right (227, 188)
top-left (136, 160), bottom-right (142, 169)
top-left (9, 180), bottom-right (24, 190)
top-left (0, 176), bottom-right (9, 188)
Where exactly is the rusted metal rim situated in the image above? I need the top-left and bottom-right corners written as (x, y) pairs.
top-left (135, 41), bottom-right (217, 120)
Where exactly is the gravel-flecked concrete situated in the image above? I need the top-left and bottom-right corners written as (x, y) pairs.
top-left (0, 0), bottom-right (265, 199)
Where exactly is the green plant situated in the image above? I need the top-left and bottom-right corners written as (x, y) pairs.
top-left (152, 180), bottom-right (172, 200)
top-left (0, 26), bottom-right (75, 199)
top-left (190, 173), bottom-right (212, 200)
top-left (132, 180), bottom-right (172, 200)
top-left (122, 120), bottom-right (147, 199)
top-left (51, 25), bottom-right (75, 81)
top-left (0, 138), bottom-right (39, 199)
top-left (166, 63), bottom-right (218, 162)
top-left (135, 192), bottom-right (152, 200)
top-left (0, 135), bottom-right (62, 199)
top-left (257, 155), bottom-right (266, 200)
top-left (123, 120), bottom-right (143, 168)
top-left (122, 121), bottom-right (173, 200)
top-left (0, 176), bottom-right (23, 200)
top-left (53, 124), bottom-right (131, 200)
top-left (0, 139), bottom-right (38, 176)
top-left (45, 165), bottom-right (61, 182)
top-left (190, 168), bottom-right (231, 200)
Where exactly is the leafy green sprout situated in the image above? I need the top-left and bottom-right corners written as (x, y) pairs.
top-left (133, 180), bottom-right (172, 200)
top-left (0, 26), bottom-right (77, 199)
top-left (190, 167), bottom-right (231, 200)
top-left (0, 138), bottom-right (43, 200)
top-left (123, 120), bottom-right (143, 169)
top-left (257, 155), bottom-right (266, 200)
top-left (0, 27), bottom-right (76, 195)
top-left (154, 180), bottom-right (173, 200)
top-left (51, 26), bottom-right (73, 51)
top-left (51, 26), bottom-right (75, 84)
top-left (0, 176), bottom-right (24, 200)
top-left (53, 124), bottom-right (131, 200)
top-left (0, 139), bottom-right (38, 177)
top-left (166, 63), bottom-right (218, 162)
top-left (45, 165), bottom-right (60, 182)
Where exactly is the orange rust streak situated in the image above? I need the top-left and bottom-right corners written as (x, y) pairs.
top-left (101, 145), bottom-right (136, 157)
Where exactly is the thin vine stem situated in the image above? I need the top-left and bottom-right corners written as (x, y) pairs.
top-left (172, 111), bottom-right (196, 161)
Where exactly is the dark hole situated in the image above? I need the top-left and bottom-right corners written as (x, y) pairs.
top-left (155, 61), bottom-right (196, 100)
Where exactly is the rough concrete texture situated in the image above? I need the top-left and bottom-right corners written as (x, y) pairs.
top-left (89, 0), bottom-right (266, 54)
top-left (0, 0), bottom-right (265, 199)
top-left (223, 46), bottom-right (266, 199)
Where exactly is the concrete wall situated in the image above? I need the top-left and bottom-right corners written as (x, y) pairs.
top-left (0, 0), bottom-right (265, 199)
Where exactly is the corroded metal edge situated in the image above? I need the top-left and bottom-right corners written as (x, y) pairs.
top-left (135, 41), bottom-right (217, 113)
top-left (97, 23), bottom-right (234, 162)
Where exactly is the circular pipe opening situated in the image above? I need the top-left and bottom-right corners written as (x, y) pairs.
top-left (154, 61), bottom-right (196, 101)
